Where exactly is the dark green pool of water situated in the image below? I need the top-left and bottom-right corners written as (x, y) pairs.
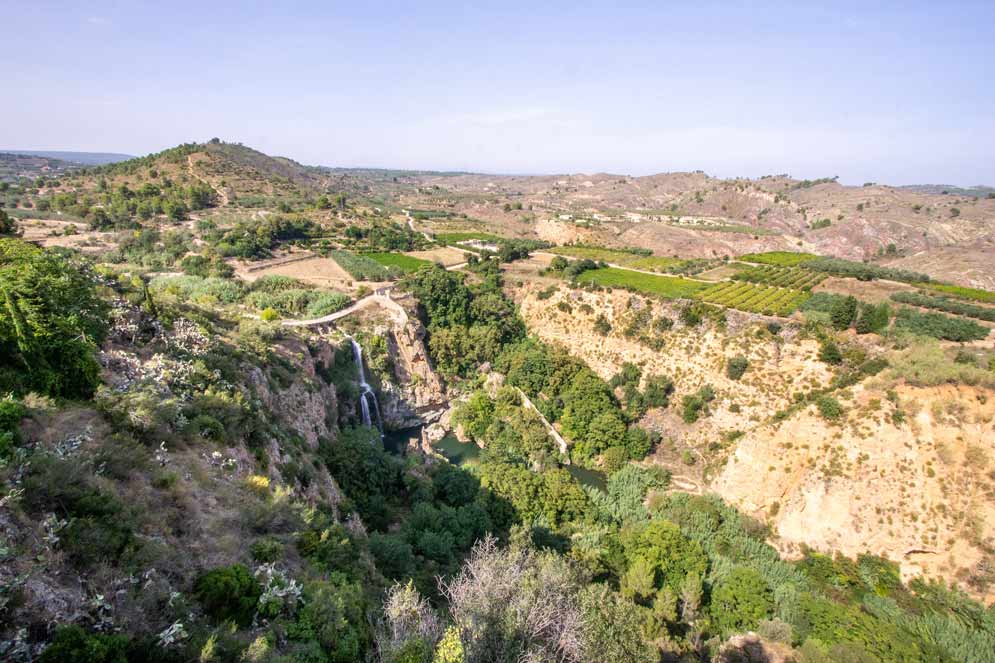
top-left (382, 426), bottom-right (421, 455)
top-left (433, 433), bottom-right (482, 466)
top-left (565, 464), bottom-right (608, 492)
top-left (434, 433), bottom-right (606, 490)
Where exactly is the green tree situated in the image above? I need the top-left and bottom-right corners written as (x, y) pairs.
top-left (710, 567), bottom-right (773, 634)
top-left (623, 519), bottom-right (708, 592)
top-left (0, 239), bottom-right (109, 397)
top-left (855, 302), bottom-right (890, 334)
top-left (39, 625), bottom-right (129, 663)
top-left (830, 296), bottom-right (858, 330)
top-left (0, 210), bottom-right (19, 236)
top-left (194, 564), bottom-right (262, 626)
top-left (819, 340), bottom-right (843, 365)
top-left (580, 585), bottom-right (657, 663)
top-left (726, 355), bottom-right (749, 380)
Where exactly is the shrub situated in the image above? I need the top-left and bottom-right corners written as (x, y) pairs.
top-left (816, 396), bottom-right (844, 421)
top-left (0, 239), bottom-right (109, 398)
top-left (710, 567), bottom-right (773, 635)
top-left (855, 302), bottom-right (891, 334)
top-left (39, 625), bottom-right (129, 663)
top-left (681, 385), bottom-right (715, 423)
top-left (260, 307), bottom-right (280, 321)
top-left (251, 537), bottom-right (285, 563)
top-left (601, 446), bottom-right (629, 473)
top-left (593, 314), bottom-right (611, 336)
top-left (194, 564), bottom-right (262, 626)
top-left (893, 308), bottom-right (989, 342)
top-left (0, 395), bottom-right (25, 458)
top-left (726, 356), bottom-right (749, 380)
top-left (830, 296), bottom-right (858, 330)
top-left (819, 340), bottom-right (843, 365)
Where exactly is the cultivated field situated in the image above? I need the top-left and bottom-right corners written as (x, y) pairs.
top-left (574, 267), bottom-right (708, 299)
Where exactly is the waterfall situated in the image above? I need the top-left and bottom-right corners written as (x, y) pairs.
top-left (349, 337), bottom-right (383, 436)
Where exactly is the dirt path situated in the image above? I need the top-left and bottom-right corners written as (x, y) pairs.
top-left (281, 287), bottom-right (407, 327)
top-left (187, 154), bottom-right (229, 206)
top-left (515, 387), bottom-right (570, 462)
top-left (404, 209), bottom-right (434, 242)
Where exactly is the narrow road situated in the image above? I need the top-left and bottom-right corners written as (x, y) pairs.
top-left (515, 387), bottom-right (570, 463)
top-left (404, 209), bottom-right (434, 242)
top-left (281, 287), bottom-right (407, 327)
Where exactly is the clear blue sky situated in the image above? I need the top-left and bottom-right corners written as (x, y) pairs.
top-left (4, 1), bottom-right (994, 185)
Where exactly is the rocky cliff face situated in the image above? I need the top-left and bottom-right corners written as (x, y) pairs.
top-left (342, 294), bottom-right (449, 431)
top-left (517, 284), bottom-right (995, 600)
top-left (248, 339), bottom-right (338, 450)
top-left (712, 382), bottom-right (995, 602)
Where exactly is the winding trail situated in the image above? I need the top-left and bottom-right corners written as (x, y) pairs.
top-left (514, 387), bottom-right (570, 463)
top-left (187, 154), bottom-right (230, 206)
top-left (404, 209), bottom-right (434, 242)
top-left (280, 287), bottom-right (407, 328)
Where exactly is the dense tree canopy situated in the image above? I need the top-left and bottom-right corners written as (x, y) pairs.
top-left (0, 239), bottom-right (108, 397)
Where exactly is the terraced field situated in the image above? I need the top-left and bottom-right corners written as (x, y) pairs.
top-left (738, 251), bottom-right (820, 266)
top-left (733, 264), bottom-right (825, 290)
top-left (435, 231), bottom-right (506, 244)
top-left (574, 267), bottom-right (708, 299)
top-left (549, 245), bottom-right (649, 263)
top-left (550, 245), bottom-right (699, 274)
top-left (363, 252), bottom-right (432, 274)
top-left (697, 280), bottom-right (810, 316)
top-left (917, 282), bottom-right (995, 304)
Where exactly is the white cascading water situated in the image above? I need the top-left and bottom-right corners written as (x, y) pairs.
top-left (350, 337), bottom-right (383, 436)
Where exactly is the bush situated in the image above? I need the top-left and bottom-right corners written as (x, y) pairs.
top-left (855, 302), bottom-right (891, 334)
top-left (819, 340), bottom-right (843, 365)
top-left (194, 564), bottom-right (262, 626)
top-left (593, 314), bottom-right (611, 336)
top-left (0, 395), bottom-right (25, 458)
top-left (726, 356), bottom-right (749, 380)
top-left (251, 537), bottom-right (285, 563)
top-left (681, 385), bottom-right (715, 423)
top-left (710, 567), bottom-right (773, 635)
top-left (39, 625), bottom-right (129, 663)
top-left (260, 307), bottom-right (280, 321)
top-left (816, 396), bottom-right (844, 421)
top-left (601, 446), bottom-right (629, 473)
top-left (893, 307), bottom-right (990, 342)
top-left (0, 239), bottom-right (109, 398)
top-left (830, 296), bottom-right (858, 330)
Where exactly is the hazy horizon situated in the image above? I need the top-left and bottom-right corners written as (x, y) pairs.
top-left (4, 1), bottom-right (994, 186)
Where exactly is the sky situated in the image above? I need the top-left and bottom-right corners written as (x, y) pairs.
top-left (3, 1), bottom-right (994, 185)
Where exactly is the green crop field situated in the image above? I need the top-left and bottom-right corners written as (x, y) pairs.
top-left (435, 232), bottom-right (506, 244)
top-left (624, 256), bottom-right (688, 272)
top-left (550, 246), bottom-right (692, 273)
top-left (574, 267), bottom-right (707, 299)
top-left (363, 252), bottom-right (432, 274)
top-left (329, 250), bottom-right (399, 281)
top-left (550, 245), bottom-right (647, 263)
top-left (696, 281), bottom-right (811, 316)
top-left (738, 251), bottom-right (820, 266)
top-left (917, 282), bottom-right (995, 304)
top-left (733, 264), bottom-right (825, 290)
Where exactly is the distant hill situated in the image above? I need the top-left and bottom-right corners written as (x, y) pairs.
top-left (899, 184), bottom-right (995, 198)
top-left (0, 152), bottom-right (84, 182)
top-left (1, 150), bottom-right (134, 166)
